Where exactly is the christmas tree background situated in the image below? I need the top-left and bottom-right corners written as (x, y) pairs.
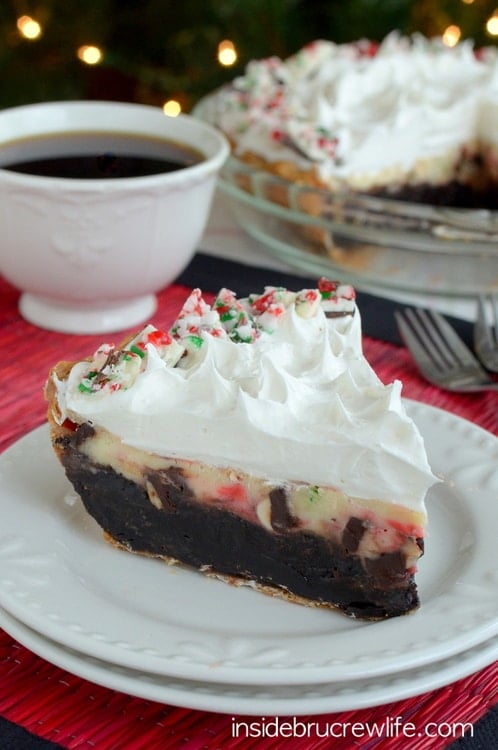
top-left (1, 0), bottom-right (497, 113)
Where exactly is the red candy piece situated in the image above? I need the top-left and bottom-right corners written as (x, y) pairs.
top-left (62, 418), bottom-right (78, 431)
top-left (178, 288), bottom-right (210, 318)
top-left (304, 289), bottom-right (319, 302)
top-left (317, 277), bottom-right (339, 294)
top-left (250, 289), bottom-right (281, 313)
top-left (146, 329), bottom-right (173, 347)
top-left (217, 483), bottom-right (247, 503)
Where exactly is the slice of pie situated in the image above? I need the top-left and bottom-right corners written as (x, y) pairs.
top-left (45, 279), bottom-right (436, 620)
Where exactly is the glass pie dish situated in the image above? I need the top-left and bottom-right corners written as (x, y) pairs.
top-left (194, 95), bottom-right (498, 297)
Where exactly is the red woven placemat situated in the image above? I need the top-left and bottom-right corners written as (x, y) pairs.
top-left (0, 630), bottom-right (496, 750)
top-left (0, 274), bottom-right (497, 750)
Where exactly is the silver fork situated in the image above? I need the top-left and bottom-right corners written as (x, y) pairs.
top-left (395, 307), bottom-right (498, 392)
top-left (474, 294), bottom-right (498, 373)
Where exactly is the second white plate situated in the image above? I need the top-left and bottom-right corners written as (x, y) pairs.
top-left (0, 402), bottom-right (497, 686)
top-left (1, 604), bottom-right (496, 716)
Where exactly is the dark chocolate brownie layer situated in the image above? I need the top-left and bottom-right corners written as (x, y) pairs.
top-left (56, 428), bottom-right (421, 620)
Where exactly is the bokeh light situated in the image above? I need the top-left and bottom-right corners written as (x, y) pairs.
top-left (442, 25), bottom-right (461, 46)
top-left (77, 45), bottom-right (103, 65)
top-left (163, 99), bottom-right (182, 116)
top-left (217, 40), bottom-right (237, 66)
top-left (17, 15), bottom-right (42, 40)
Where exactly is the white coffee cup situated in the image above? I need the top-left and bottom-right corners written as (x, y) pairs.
top-left (0, 100), bottom-right (229, 333)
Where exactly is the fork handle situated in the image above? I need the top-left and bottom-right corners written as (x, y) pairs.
top-left (461, 382), bottom-right (498, 392)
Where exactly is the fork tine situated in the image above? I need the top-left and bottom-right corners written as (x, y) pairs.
top-left (394, 310), bottom-right (438, 377)
top-left (406, 308), bottom-right (481, 371)
top-left (475, 294), bottom-right (498, 372)
top-left (490, 293), bottom-right (498, 344)
top-left (476, 295), bottom-right (494, 348)
top-left (423, 309), bottom-right (482, 369)
top-left (402, 308), bottom-right (454, 372)
top-left (395, 310), bottom-right (419, 354)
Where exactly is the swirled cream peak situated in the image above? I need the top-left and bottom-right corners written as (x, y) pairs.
top-left (53, 280), bottom-right (436, 513)
top-left (212, 32), bottom-right (498, 189)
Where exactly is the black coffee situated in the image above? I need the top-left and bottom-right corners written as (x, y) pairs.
top-left (0, 131), bottom-right (204, 179)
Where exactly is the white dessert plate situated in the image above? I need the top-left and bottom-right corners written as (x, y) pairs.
top-left (0, 402), bottom-right (497, 686)
top-left (0, 603), bottom-right (496, 716)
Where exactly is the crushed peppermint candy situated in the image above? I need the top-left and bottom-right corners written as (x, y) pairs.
top-left (170, 288), bottom-right (227, 346)
top-left (213, 288), bottom-right (259, 343)
top-left (78, 348), bottom-right (143, 394)
top-left (77, 279), bottom-right (355, 394)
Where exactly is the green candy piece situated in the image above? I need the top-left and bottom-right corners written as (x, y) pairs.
top-left (129, 344), bottom-right (145, 358)
top-left (308, 485), bottom-right (321, 503)
top-left (187, 334), bottom-right (204, 349)
top-left (78, 381), bottom-right (94, 394)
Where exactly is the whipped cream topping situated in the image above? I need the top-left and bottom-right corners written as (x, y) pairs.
top-left (54, 281), bottom-right (436, 514)
top-left (211, 33), bottom-right (498, 189)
